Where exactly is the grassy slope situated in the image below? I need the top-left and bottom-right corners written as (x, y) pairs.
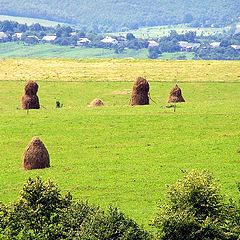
top-left (0, 15), bottom-right (63, 27)
top-left (0, 59), bottom-right (240, 228)
top-left (111, 25), bottom-right (227, 39)
top-left (0, 42), bottom-right (150, 59)
top-left (0, 42), bottom-right (194, 59)
top-left (0, 42), bottom-right (195, 59)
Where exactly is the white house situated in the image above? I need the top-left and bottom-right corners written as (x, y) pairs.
top-left (101, 36), bottom-right (118, 44)
top-left (231, 45), bottom-right (240, 51)
top-left (12, 32), bottom-right (23, 40)
top-left (178, 41), bottom-right (200, 51)
top-left (42, 35), bottom-right (57, 42)
top-left (210, 42), bottom-right (221, 48)
top-left (77, 38), bottom-right (91, 46)
top-left (148, 40), bottom-right (159, 48)
top-left (0, 32), bottom-right (8, 40)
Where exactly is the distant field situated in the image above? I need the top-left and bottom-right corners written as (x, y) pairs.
top-left (112, 24), bottom-right (227, 39)
top-left (0, 14), bottom-right (64, 26)
top-left (0, 42), bottom-right (149, 59)
top-left (0, 59), bottom-right (239, 229)
top-left (0, 42), bottom-right (195, 60)
top-left (0, 58), bottom-right (239, 82)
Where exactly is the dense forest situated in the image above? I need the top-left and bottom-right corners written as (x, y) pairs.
top-left (0, 0), bottom-right (239, 31)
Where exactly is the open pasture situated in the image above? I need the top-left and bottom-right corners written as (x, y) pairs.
top-left (0, 59), bottom-right (240, 228)
top-left (112, 24), bottom-right (227, 39)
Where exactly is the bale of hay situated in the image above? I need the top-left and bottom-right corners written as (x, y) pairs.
top-left (89, 98), bottom-right (104, 107)
top-left (21, 94), bottom-right (40, 109)
top-left (24, 81), bottom-right (38, 96)
top-left (21, 80), bottom-right (40, 109)
top-left (131, 77), bottom-right (149, 105)
top-left (168, 84), bottom-right (185, 103)
top-left (23, 137), bottom-right (50, 170)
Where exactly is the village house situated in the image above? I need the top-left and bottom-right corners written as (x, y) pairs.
top-left (101, 36), bottom-right (118, 44)
top-left (42, 35), bottom-right (57, 42)
top-left (0, 32), bottom-right (8, 41)
top-left (230, 45), bottom-right (240, 51)
top-left (148, 40), bottom-right (159, 48)
top-left (12, 32), bottom-right (23, 40)
top-left (178, 41), bottom-right (201, 52)
top-left (77, 38), bottom-right (91, 46)
top-left (210, 42), bottom-right (221, 48)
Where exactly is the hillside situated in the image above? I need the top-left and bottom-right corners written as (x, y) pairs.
top-left (0, 0), bottom-right (239, 31)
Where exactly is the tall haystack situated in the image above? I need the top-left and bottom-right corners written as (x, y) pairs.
top-left (89, 98), bottom-right (104, 107)
top-left (168, 84), bottom-right (185, 103)
top-left (23, 137), bottom-right (50, 170)
top-left (21, 80), bottom-right (40, 109)
top-left (131, 77), bottom-right (149, 105)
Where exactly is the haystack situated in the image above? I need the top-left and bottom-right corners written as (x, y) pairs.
top-left (131, 77), bottom-right (149, 105)
top-left (168, 84), bottom-right (185, 103)
top-left (21, 80), bottom-right (40, 109)
top-left (89, 98), bottom-right (104, 107)
top-left (23, 137), bottom-right (50, 170)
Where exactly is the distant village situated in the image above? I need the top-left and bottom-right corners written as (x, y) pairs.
top-left (0, 20), bottom-right (240, 59)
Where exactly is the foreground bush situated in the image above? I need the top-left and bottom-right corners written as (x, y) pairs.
top-left (152, 170), bottom-right (240, 240)
top-left (0, 177), bottom-right (151, 240)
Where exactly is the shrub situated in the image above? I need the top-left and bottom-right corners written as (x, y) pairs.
top-left (152, 170), bottom-right (239, 240)
top-left (1, 177), bottom-right (151, 240)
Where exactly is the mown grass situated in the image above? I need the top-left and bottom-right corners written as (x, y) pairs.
top-left (0, 58), bottom-right (239, 82)
top-left (0, 59), bottom-right (240, 228)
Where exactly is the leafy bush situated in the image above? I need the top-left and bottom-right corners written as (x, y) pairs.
top-left (0, 177), bottom-right (151, 240)
top-left (152, 170), bottom-right (239, 240)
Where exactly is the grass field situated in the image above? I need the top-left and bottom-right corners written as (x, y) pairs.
top-left (0, 59), bottom-right (240, 229)
top-left (0, 42), bottom-right (195, 59)
top-left (112, 24), bottom-right (227, 39)
top-left (0, 14), bottom-right (64, 27)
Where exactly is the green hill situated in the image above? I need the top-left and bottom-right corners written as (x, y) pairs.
top-left (0, 0), bottom-right (239, 30)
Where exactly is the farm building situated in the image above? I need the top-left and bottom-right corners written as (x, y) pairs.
top-left (42, 35), bottom-right (57, 42)
top-left (101, 36), bottom-right (118, 44)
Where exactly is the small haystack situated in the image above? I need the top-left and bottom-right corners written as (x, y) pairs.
top-left (23, 137), bottom-right (50, 170)
top-left (21, 80), bottom-right (40, 109)
top-left (168, 84), bottom-right (185, 103)
top-left (131, 77), bottom-right (149, 105)
top-left (89, 98), bottom-right (104, 107)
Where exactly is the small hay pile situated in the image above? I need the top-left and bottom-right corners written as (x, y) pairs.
top-left (168, 84), bottom-right (185, 103)
top-left (21, 80), bottom-right (40, 109)
top-left (131, 77), bottom-right (149, 105)
top-left (89, 98), bottom-right (104, 107)
top-left (23, 137), bottom-right (50, 170)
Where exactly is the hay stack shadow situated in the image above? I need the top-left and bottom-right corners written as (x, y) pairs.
top-left (131, 77), bottom-right (149, 105)
top-left (23, 137), bottom-right (50, 170)
top-left (168, 84), bottom-right (185, 103)
top-left (89, 98), bottom-right (104, 107)
top-left (21, 80), bottom-right (40, 109)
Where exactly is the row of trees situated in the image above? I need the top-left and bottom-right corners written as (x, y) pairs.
top-left (0, 170), bottom-right (239, 239)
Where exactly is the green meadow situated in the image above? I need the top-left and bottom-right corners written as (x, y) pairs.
top-left (0, 14), bottom-right (63, 27)
top-left (0, 59), bottom-right (240, 228)
top-left (112, 24), bottom-right (228, 39)
top-left (0, 42), bottom-right (194, 59)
